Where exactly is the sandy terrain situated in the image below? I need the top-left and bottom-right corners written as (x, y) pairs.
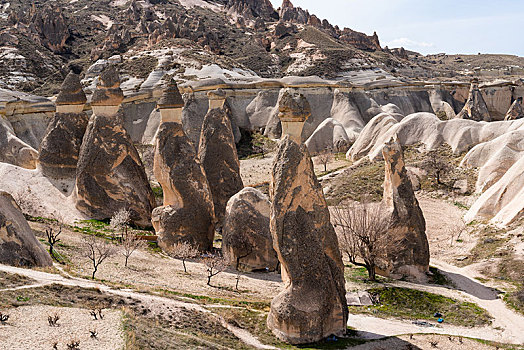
top-left (31, 222), bottom-right (283, 302)
top-left (0, 305), bottom-right (124, 350)
top-left (240, 152), bottom-right (350, 186)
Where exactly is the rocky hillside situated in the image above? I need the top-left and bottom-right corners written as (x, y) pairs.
top-left (0, 0), bottom-right (421, 95)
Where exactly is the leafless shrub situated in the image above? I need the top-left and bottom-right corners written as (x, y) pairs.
top-left (203, 254), bottom-right (227, 286)
top-left (81, 236), bottom-right (117, 279)
top-left (66, 339), bottom-right (80, 350)
top-left (89, 306), bottom-right (104, 320)
top-left (430, 340), bottom-right (439, 347)
top-left (52, 342), bottom-right (58, 350)
top-left (332, 200), bottom-right (390, 281)
top-left (47, 313), bottom-right (60, 327)
top-left (448, 222), bottom-right (467, 246)
top-left (12, 187), bottom-right (34, 215)
top-left (315, 147), bottom-right (334, 172)
top-left (171, 242), bottom-right (199, 273)
top-left (90, 329), bottom-right (98, 339)
top-left (0, 312), bottom-right (9, 324)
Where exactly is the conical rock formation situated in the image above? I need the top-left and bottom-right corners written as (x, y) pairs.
top-left (197, 108), bottom-right (243, 223)
top-left (267, 92), bottom-right (347, 344)
top-left (75, 67), bottom-right (154, 227)
top-left (379, 138), bottom-right (429, 280)
top-left (504, 97), bottom-right (524, 121)
top-left (39, 72), bottom-right (89, 179)
top-left (0, 192), bottom-right (52, 267)
top-left (456, 79), bottom-right (491, 122)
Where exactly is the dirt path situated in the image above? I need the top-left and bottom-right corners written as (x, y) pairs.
top-left (0, 264), bottom-right (277, 350)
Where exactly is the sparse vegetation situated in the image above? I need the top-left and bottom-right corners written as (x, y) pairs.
top-left (348, 287), bottom-right (492, 327)
top-left (81, 235), bottom-right (117, 279)
top-left (203, 254), bottom-right (228, 286)
top-left (171, 242), bottom-right (199, 273)
top-left (332, 200), bottom-right (390, 281)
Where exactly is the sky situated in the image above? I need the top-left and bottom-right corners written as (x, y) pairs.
top-left (268, 0), bottom-right (524, 56)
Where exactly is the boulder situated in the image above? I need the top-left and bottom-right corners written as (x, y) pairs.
top-left (267, 90), bottom-right (347, 344)
top-left (222, 187), bottom-right (278, 271)
top-left (379, 139), bottom-right (429, 280)
top-left (0, 191), bottom-right (52, 267)
top-left (76, 67), bottom-right (155, 227)
top-left (38, 72), bottom-right (89, 179)
top-left (152, 80), bottom-right (215, 252)
top-left (456, 79), bottom-right (491, 122)
top-left (197, 108), bottom-right (244, 223)
top-left (504, 97), bottom-right (524, 121)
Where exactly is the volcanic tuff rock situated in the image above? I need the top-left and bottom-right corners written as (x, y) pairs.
top-left (38, 72), bottom-right (89, 179)
top-left (305, 118), bottom-right (350, 154)
top-left (456, 79), bottom-right (491, 122)
top-left (197, 107), bottom-right (243, 223)
top-left (152, 81), bottom-right (215, 251)
top-left (75, 68), bottom-right (154, 227)
top-left (0, 191), bottom-right (52, 267)
top-left (222, 187), bottom-right (278, 271)
top-left (0, 116), bottom-right (38, 169)
top-left (268, 136), bottom-right (348, 344)
top-left (505, 97), bottom-right (524, 120)
top-left (379, 139), bottom-right (429, 280)
top-left (28, 5), bottom-right (70, 53)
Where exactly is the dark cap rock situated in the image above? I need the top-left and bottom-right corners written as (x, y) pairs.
top-left (91, 66), bottom-right (124, 106)
top-left (158, 78), bottom-right (184, 109)
top-left (56, 72), bottom-right (87, 106)
top-left (278, 90), bottom-right (311, 122)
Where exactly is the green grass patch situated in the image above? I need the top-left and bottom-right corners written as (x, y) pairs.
top-left (348, 287), bottom-right (491, 327)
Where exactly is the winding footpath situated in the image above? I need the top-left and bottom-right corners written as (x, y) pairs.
top-left (349, 259), bottom-right (524, 345)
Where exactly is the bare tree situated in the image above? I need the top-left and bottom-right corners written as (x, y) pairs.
top-left (45, 220), bottom-right (62, 262)
top-left (171, 242), bottom-right (199, 273)
top-left (121, 231), bottom-right (146, 267)
top-left (0, 312), bottom-right (9, 324)
top-left (47, 313), bottom-right (60, 327)
top-left (316, 147), bottom-right (334, 172)
top-left (332, 201), bottom-right (390, 281)
top-left (203, 254), bottom-right (227, 286)
top-left (421, 150), bottom-right (452, 185)
top-left (448, 222), bottom-right (467, 246)
top-left (81, 236), bottom-right (117, 279)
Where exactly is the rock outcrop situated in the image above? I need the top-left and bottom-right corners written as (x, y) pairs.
top-left (305, 118), bottom-right (350, 153)
top-left (151, 80), bottom-right (215, 252)
top-left (197, 107), bottom-right (243, 223)
top-left (29, 5), bottom-right (70, 53)
top-left (38, 72), bottom-right (89, 179)
top-left (0, 116), bottom-right (38, 169)
top-left (379, 139), bottom-right (429, 280)
top-left (505, 97), bottom-right (524, 120)
top-left (222, 187), bottom-right (278, 271)
top-left (0, 191), bottom-right (52, 267)
top-left (75, 67), bottom-right (155, 227)
top-left (347, 112), bottom-right (524, 162)
top-left (267, 90), bottom-right (347, 344)
top-left (456, 79), bottom-right (491, 122)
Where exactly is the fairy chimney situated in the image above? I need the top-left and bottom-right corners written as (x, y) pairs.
top-left (90, 65), bottom-right (124, 116)
top-left (55, 72), bottom-right (87, 113)
top-left (157, 78), bottom-right (184, 123)
top-left (207, 88), bottom-right (227, 109)
top-left (277, 89), bottom-right (311, 143)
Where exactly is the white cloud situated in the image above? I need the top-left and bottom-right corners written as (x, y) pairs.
top-left (385, 38), bottom-right (434, 50)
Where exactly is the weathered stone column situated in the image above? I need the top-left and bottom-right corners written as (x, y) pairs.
top-left (198, 90), bottom-right (243, 224)
top-left (456, 78), bottom-right (491, 121)
top-left (75, 66), bottom-right (155, 227)
top-left (267, 89), bottom-right (348, 344)
top-left (378, 137), bottom-right (429, 281)
top-left (38, 72), bottom-right (89, 179)
top-left (151, 79), bottom-right (215, 252)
